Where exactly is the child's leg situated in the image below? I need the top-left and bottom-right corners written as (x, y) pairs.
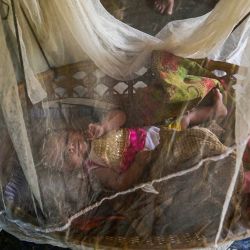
top-left (180, 89), bottom-right (227, 129)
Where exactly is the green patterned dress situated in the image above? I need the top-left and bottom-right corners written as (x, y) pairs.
top-left (125, 51), bottom-right (221, 127)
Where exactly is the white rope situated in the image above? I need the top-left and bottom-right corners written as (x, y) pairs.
top-left (26, 146), bottom-right (235, 234)
top-left (215, 70), bottom-right (250, 245)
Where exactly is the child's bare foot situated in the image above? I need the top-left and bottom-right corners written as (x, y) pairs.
top-left (212, 89), bottom-right (228, 119)
top-left (153, 0), bottom-right (175, 15)
top-left (179, 89), bottom-right (227, 130)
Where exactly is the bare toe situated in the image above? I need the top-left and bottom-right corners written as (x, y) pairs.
top-left (167, 0), bottom-right (174, 15)
top-left (153, 0), bottom-right (167, 14)
top-left (213, 89), bottom-right (227, 118)
top-left (213, 88), bottom-right (223, 102)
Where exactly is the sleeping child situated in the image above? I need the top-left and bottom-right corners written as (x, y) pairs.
top-left (39, 51), bottom-right (230, 191)
top-left (41, 84), bottom-right (227, 192)
top-left (3, 52), bottom-right (234, 228)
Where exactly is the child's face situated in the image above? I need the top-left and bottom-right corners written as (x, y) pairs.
top-left (64, 130), bottom-right (88, 170)
top-left (42, 130), bottom-right (88, 171)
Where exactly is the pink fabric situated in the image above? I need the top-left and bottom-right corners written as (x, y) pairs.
top-left (121, 128), bottom-right (147, 172)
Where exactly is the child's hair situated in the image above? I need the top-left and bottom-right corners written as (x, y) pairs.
top-left (39, 129), bottom-right (86, 172)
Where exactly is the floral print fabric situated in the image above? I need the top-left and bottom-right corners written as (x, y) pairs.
top-left (125, 51), bottom-right (221, 127)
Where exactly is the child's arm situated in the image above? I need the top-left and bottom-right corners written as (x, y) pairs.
top-left (101, 109), bottom-right (127, 132)
top-left (92, 151), bottom-right (151, 191)
top-left (88, 110), bottom-right (126, 140)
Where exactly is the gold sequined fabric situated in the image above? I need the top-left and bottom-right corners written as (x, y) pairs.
top-left (91, 129), bottom-right (130, 170)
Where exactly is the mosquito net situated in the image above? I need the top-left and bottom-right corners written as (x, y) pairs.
top-left (0, 0), bottom-right (250, 249)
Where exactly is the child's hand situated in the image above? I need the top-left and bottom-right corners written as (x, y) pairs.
top-left (88, 123), bottom-right (106, 140)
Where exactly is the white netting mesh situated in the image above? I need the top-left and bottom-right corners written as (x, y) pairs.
top-left (0, 0), bottom-right (250, 249)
